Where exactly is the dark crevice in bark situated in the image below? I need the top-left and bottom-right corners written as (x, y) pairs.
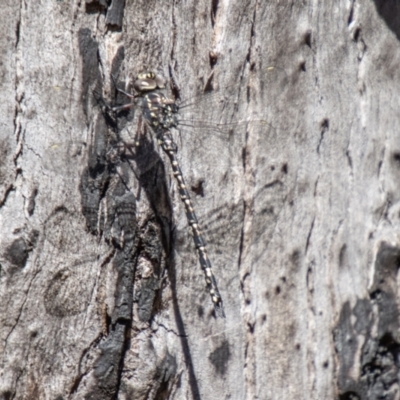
top-left (155, 322), bottom-right (187, 338)
top-left (210, 0), bottom-right (219, 27)
top-left (70, 333), bottom-right (106, 395)
top-left (203, 70), bottom-right (214, 93)
top-left (305, 217), bottom-right (315, 254)
top-left (317, 118), bottom-right (329, 154)
top-left (304, 30), bottom-right (312, 48)
top-left (170, 4), bottom-right (177, 62)
top-left (347, 0), bottom-right (355, 26)
top-left (168, 64), bottom-right (181, 101)
top-left (26, 187), bottom-right (38, 216)
top-left (209, 50), bottom-right (218, 67)
top-left (15, 19), bottom-right (20, 48)
top-left (237, 216), bottom-right (245, 274)
top-left (4, 268), bottom-right (39, 347)
top-left (262, 179), bottom-right (282, 190)
top-left (0, 185), bottom-right (15, 208)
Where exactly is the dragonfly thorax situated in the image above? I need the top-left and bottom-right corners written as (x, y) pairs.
top-left (142, 91), bottom-right (179, 131)
top-left (133, 71), bottom-right (179, 131)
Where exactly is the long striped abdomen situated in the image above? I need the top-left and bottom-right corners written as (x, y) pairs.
top-left (158, 131), bottom-right (225, 318)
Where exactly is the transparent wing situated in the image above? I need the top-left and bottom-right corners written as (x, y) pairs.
top-left (42, 141), bottom-right (87, 175)
top-left (39, 66), bottom-right (287, 146)
top-left (134, 66), bottom-right (288, 139)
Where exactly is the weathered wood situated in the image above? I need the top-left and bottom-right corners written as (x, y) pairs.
top-left (1, 1), bottom-right (400, 399)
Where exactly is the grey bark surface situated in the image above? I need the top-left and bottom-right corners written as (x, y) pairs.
top-left (1, 1), bottom-right (400, 399)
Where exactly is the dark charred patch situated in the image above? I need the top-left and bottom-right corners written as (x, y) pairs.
top-left (105, 0), bottom-right (126, 29)
top-left (87, 323), bottom-right (126, 399)
top-left (102, 178), bottom-right (137, 249)
top-left (333, 301), bottom-right (360, 394)
top-left (85, 0), bottom-right (109, 14)
top-left (372, 0), bottom-right (400, 41)
top-left (339, 392), bottom-right (360, 400)
top-left (136, 273), bottom-right (161, 322)
top-left (353, 299), bottom-right (372, 335)
top-left (0, 392), bottom-right (13, 400)
top-left (5, 237), bottom-right (29, 271)
top-left (334, 243), bottom-right (400, 398)
top-left (209, 340), bottom-right (231, 375)
top-left (369, 243), bottom-right (400, 336)
top-left (80, 117), bottom-right (109, 234)
top-left (111, 251), bottom-right (135, 323)
top-left (360, 333), bottom-right (400, 400)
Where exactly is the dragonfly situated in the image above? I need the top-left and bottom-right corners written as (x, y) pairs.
top-left (112, 71), bottom-right (228, 317)
top-left (42, 66), bottom-right (287, 317)
top-left (108, 66), bottom-right (286, 317)
top-left (111, 67), bottom-right (282, 139)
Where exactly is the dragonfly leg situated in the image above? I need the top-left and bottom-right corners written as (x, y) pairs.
top-left (112, 103), bottom-right (135, 112)
top-left (111, 74), bottom-right (135, 99)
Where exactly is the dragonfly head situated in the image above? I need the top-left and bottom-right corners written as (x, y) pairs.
top-left (134, 71), bottom-right (166, 93)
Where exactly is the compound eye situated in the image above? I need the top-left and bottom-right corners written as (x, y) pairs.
top-left (133, 78), bottom-right (157, 93)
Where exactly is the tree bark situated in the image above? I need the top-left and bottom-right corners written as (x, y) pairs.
top-left (1, 0), bottom-right (400, 399)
